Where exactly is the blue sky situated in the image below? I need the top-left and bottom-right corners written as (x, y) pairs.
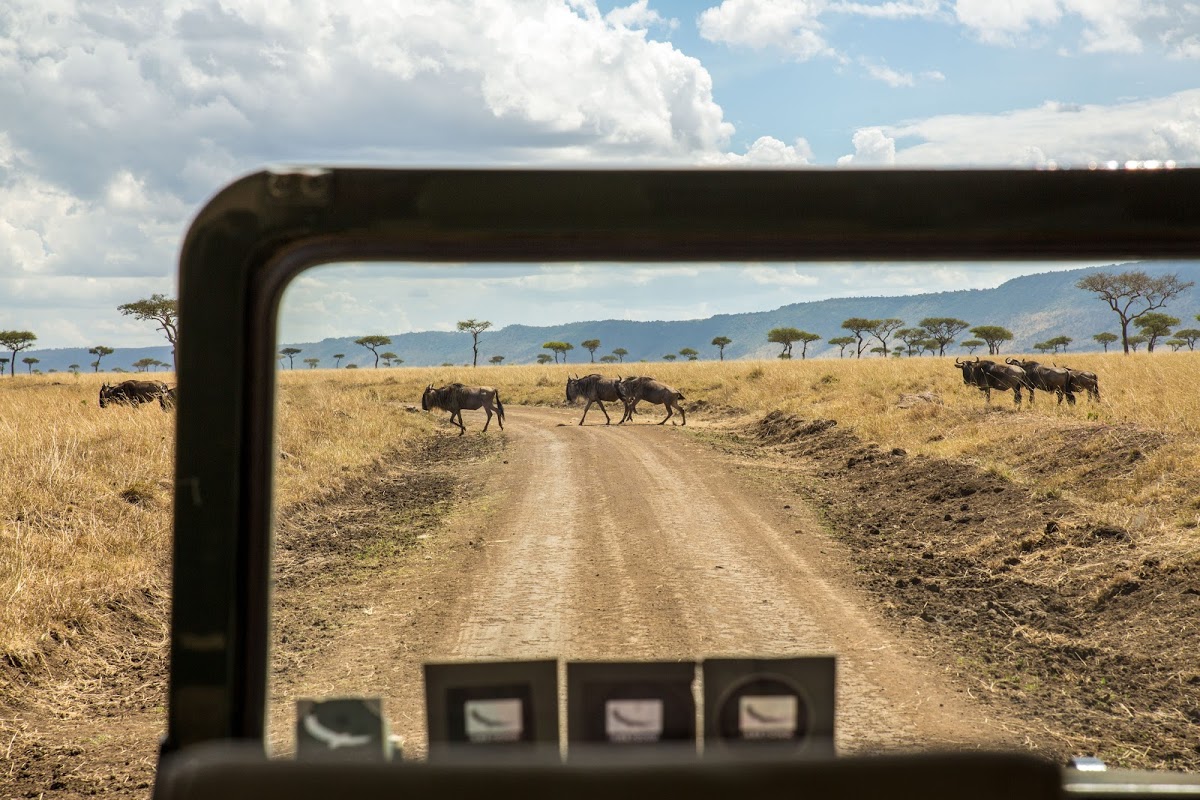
top-left (2, 1), bottom-right (1198, 349)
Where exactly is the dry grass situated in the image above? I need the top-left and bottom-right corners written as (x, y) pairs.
top-left (3, 351), bottom-right (1197, 683)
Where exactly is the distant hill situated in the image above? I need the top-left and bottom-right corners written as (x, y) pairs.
top-left (19, 261), bottom-right (1200, 374)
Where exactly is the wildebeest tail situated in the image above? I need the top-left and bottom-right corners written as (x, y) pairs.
top-left (495, 391), bottom-right (505, 423)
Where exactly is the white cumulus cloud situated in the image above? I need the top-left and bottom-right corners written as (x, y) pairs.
top-left (836, 128), bottom-right (897, 165)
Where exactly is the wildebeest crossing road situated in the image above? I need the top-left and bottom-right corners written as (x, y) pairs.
top-left (268, 405), bottom-right (1023, 758)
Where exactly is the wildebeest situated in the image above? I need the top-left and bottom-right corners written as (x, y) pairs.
top-left (1058, 364), bottom-right (1101, 402)
top-left (420, 383), bottom-right (504, 435)
top-left (1006, 358), bottom-right (1076, 405)
top-left (159, 385), bottom-right (178, 411)
top-left (954, 357), bottom-right (1031, 406)
top-left (615, 376), bottom-right (686, 425)
top-left (565, 373), bottom-right (628, 425)
top-left (99, 380), bottom-right (169, 408)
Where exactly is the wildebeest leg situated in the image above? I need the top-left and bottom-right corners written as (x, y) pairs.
top-left (619, 400), bottom-right (637, 424)
top-left (450, 411), bottom-right (466, 435)
top-left (1012, 386), bottom-right (1022, 405)
top-left (597, 400), bottom-right (610, 425)
top-left (482, 406), bottom-right (493, 432)
top-left (676, 402), bottom-right (686, 426)
top-left (658, 403), bottom-right (673, 425)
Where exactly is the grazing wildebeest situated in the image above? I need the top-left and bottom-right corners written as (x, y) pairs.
top-left (1058, 364), bottom-right (1101, 402)
top-left (159, 385), bottom-right (178, 411)
top-left (565, 373), bottom-right (628, 425)
top-left (99, 380), bottom-right (168, 408)
top-left (954, 357), bottom-right (1031, 406)
top-left (421, 383), bottom-right (504, 435)
top-left (1006, 358), bottom-right (1076, 405)
top-left (615, 376), bottom-right (686, 425)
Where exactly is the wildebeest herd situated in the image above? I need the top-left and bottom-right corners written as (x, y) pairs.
top-left (954, 357), bottom-right (1100, 406)
top-left (419, 374), bottom-right (686, 434)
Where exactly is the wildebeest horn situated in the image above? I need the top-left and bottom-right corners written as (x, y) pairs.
top-left (954, 358), bottom-right (963, 367)
top-left (973, 357), bottom-right (980, 363)
top-left (1005, 357), bottom-right (1018, 365)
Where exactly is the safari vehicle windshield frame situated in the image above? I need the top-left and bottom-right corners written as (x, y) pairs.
top-left (164, 166), bottom-right (1200, 790)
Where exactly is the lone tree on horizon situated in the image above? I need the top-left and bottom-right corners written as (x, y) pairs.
top-left (581, 339), bottom-right (601, 362)
top-left (1076, 269), bottom-right (1194, 354)
top-left (612, 347), bottom-right (627, 363)
top-left (304, 358), bottom-right (320, 369)
top-left (711, 335), bottom-right (732, 360)
top-left (1092, 332), bottom-right (1119, 352)
top-left (280, 347), bottom-right (302, 369)
top-left (22, 356), bottom-right (39, 374)
top-left (355, 335), bottom-right (391, 368)
top-left (89, 345), bottom-right (114, 372)
top-left (332, 353), bottom-right (345, 368)
top-left (828, 336), bottom-right (855, 358)
top-left (679, 347), bottom-right (699, 361)
top-left (457, 319), bottom-right (492, 367)
top-left (0, 330), bottom-right (36, 377)
top-left (489, 355), bottom-right (505, 365)
top-left (118, 294), bottom-right (178, 370)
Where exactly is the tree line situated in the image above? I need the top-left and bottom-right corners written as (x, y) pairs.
top-left (3, 270), bottom-right (1194, 375)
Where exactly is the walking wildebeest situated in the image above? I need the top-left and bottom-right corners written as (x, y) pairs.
top-left (1058, 364), bottom-right (1101, 402)
top-left (421, 383), bottom-right (504, 435)
top-left (1006, 358), bottom-right (1076, 405)
top-left (615, 376), bottom-right (686, 425)
top-left (565, 373), bottom-right (628, 425)
top-left (954, 357), bottom-right (1031, 406)
top-left (99, 380), bottom-right (168, 408)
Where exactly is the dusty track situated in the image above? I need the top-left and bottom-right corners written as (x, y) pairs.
top-left (268, 406), bottom-right (1022, 757)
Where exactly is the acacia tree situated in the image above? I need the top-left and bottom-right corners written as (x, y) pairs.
top-left (1076, 270), bottom-right (1194, 354)
top-left (489, 355), bottom-right (505, 365)
top-left (663, 353), bottom-right (677, 361)
top-left (280, 347), bottom-right (302, 368)
top-left (1171, 328), bottom-right (1200, 350)
top-left (118, 295), bottom-right (178, 370)
top-left (0, 331), bottom-right (36, 377)
top-left (132, 357), bottom-right (158, 372)
top-left (960, 339), bottom-right (985, 355)
top-left (89, 345), bottom-right (114, 372)
top-left (1092, 332), bottom-right (1119, 352)
top-left (711, 336), bottom-right (732, 360)
top-left (355, 335), bottom-right (391, 368)
top-left (380, 351), bottom-right (401, 367)
top-left (457, 319), bottom-right (492, 367)
top-left (612, 347), bottom-right (628, 363)
top-left (1045, 335), bottom-right (1072, 353)
top-left (795, 331), bottom-right (821, 359)
top-left (919, 317), bottom-right (970, 356)
top-left (841, 318), bottom-right (878, 358)
top-left (894, 328), bottom-right (924, 356)
top-left (68, 364), bottom-right (80, 375)
top-left (542, 341), bottom-right (572, 363)
top-left (332, 353), bottom-right (345, 368)
top-left (969, 325), bottom-right (1013, 355)
top-left (537, 353), bottom-right (553, 364)
top-left (599, 354), bottom-right (618, 363)
top-left (304, 358), bottom-right (320, 369)
top-left (869, 318), bottom-right (904, 357)
top-left (767, 326), bottom-right (803, 359)
top-left (581, 339), bottom-right (601, 362)
top-left (22, 356), bottom-right (39, 374)
top-left (679, 347), bottom-right (699, 361)
top-left (827, 336), bottom-right (856, 358)
top-left (1127, 334), bottom-right (1148, 352)
top-left (1133, 312), bottom-right (1179, 352)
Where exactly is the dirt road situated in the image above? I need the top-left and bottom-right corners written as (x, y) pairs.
top-left (268, 406), bottom-right (1022, 757)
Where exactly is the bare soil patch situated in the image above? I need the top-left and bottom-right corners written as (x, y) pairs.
top-left (740, 410), bottom-right (1200, 770)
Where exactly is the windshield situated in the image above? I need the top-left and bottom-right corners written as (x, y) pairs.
top-left (263, 258), bottom-right (1200, 767)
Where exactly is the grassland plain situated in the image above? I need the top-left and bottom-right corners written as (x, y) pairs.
top-left (1, 353), bottom-right (1198, 790)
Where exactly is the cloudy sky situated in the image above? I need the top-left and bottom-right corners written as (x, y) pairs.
top-left (2, 1), bottom-right (1198, 349)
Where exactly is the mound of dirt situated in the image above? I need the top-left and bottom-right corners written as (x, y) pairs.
top-left (747, 411), bottom-right (1200, 771)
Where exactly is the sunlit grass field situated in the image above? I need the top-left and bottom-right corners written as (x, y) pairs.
top-left (2, 350), bottom-right (1198, 673)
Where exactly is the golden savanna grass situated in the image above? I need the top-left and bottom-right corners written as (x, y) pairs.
top-left (3, 352), bottom-right (1198, 685)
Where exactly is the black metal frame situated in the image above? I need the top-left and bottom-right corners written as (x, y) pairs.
top-left (164, 167), bottom-right (1200, 758)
